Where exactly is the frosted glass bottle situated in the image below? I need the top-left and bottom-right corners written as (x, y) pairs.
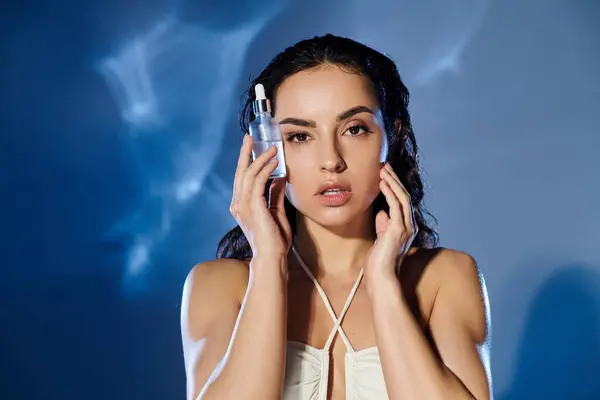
top-left (248, 84), bottom-right (287, 179)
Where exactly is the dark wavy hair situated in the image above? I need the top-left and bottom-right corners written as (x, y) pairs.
top-left (216, 34), bottom-right (438, 259)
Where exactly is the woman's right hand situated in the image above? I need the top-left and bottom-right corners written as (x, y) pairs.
top-left (230, 134), bottom-right (292, 263)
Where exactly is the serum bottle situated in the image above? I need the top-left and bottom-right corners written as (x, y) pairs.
top-left (249, 83), bottom-right (287, 179)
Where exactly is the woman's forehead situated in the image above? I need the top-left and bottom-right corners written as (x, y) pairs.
top-left (274, 67), bottom-right (378, 118)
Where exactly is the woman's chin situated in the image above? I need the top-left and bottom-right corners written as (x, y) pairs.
top-left (313, 205), bottom-right (371, 229)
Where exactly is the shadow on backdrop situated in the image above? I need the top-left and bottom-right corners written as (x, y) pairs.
top-left (499, 264), bottom-right (600, 400)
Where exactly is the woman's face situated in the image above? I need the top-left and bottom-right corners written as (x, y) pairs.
top-left (274, 64), bottom-right (388, 229)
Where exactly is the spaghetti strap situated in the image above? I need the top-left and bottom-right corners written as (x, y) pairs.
top-left (291, 243), bottom-right (363, 352)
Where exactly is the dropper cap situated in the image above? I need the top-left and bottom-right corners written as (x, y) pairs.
top-left (252, 83), bottom-right (271, 115)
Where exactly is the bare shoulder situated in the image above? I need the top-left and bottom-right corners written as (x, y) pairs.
top-left (180, 259), bottom-right (252, 398)
top-left (425, 247), bottom-right (490, 341)
top-left (431, 248), bottom-right (487, 304)
top-left (181, 258), bottom-right (250, 340)
top-left (183, 258), bottom-right (250, 299)
top-left (429, 247), bottom-right (482, 282)
top-left (402, 248), bottom-right (489, 331)
top-left (407, 247), bottom-right (483, 289)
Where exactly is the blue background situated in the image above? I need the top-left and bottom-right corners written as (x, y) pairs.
top-left (1, 0), bottom-right (599, 398)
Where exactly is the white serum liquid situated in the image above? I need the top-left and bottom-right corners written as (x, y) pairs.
top-left (252, 139), bottom-right (287, 178)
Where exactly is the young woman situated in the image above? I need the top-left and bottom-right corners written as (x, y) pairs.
top-left (181, 34), bottom-right (492, 400)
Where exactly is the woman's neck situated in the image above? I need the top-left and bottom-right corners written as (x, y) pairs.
top-left (291, 213), bottom-right (376, 279)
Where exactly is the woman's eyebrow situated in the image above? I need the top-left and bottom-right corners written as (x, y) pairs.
top-left (336, 105), bottom-right (374, 122)
top-left (279, 105), bottom-right (374, 127)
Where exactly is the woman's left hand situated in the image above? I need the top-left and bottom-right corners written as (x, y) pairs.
top-left (364, 162), bottom-right (418, 279)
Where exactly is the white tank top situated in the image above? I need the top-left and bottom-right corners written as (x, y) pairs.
top-left (283, 244), bottom-right (389, 399)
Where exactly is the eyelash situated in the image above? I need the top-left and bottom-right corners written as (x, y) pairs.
top-left (285, 124), bottom-right (371, 144)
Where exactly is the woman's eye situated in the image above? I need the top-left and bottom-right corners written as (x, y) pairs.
top-left (345, 124), bottom-right (370, 136)
top-left (286, 133), bottom-right (309, 143)
top-left (285, 125), bottom-right (369, 143)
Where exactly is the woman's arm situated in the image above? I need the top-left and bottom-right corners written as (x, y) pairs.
top-left (181, 256), bottom-right (288, 400)
top-left (367, 250), bottom-right (492, 400)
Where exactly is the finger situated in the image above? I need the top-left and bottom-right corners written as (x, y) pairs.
top-left (240, 145), bottom-right (279, 207)
top-left (379, 178), bottom-right (404, 228)
top-left (384, 163), bottom-right (410, 199)
top-left (381, 167), bottom-right (413, 232)
top-left (253, 157), bottom-right (279, 204)
top-left (383, 164), bottom-right (414, 224)
top-left (245, 143), bottom-right (278, 179)
top-left (232, 135), bottom-right (252, 205)
top-left (269, 177), bottom-right (287, 212)
top-left (384, 165), bottom-right (418, 246)
top-left (375, 209), bottom-right (389, 239)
